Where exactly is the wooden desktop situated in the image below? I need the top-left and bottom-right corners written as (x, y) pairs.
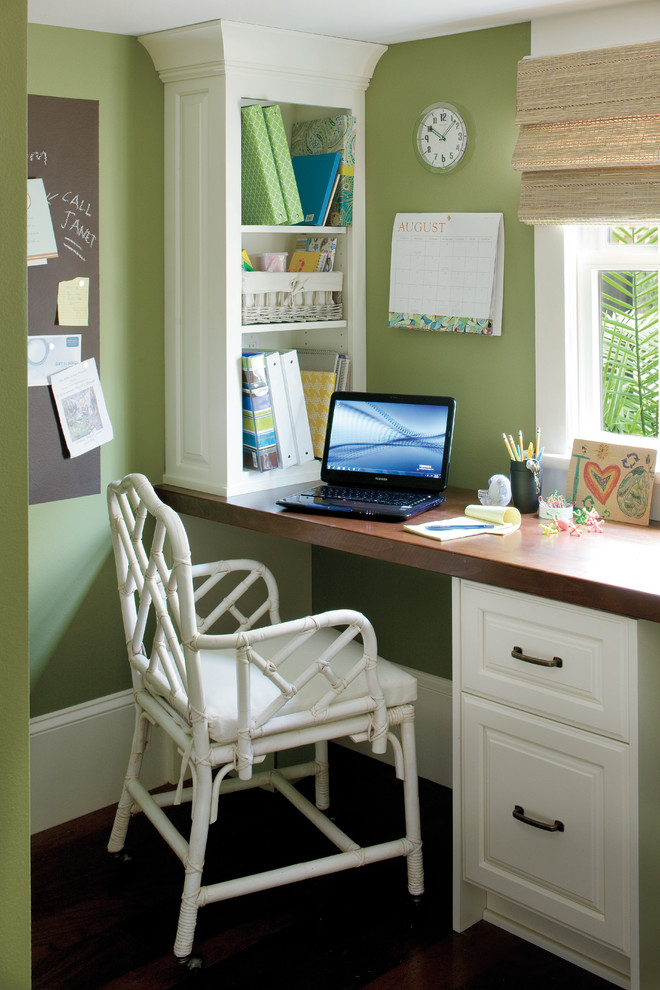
top-left (157, 482), bottom-right (660, 623)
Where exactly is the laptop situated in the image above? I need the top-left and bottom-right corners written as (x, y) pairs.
top-left (276, 392), bottom-right (456, 520)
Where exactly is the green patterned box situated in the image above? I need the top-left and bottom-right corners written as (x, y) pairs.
top-left (241, 104), bottom-right (288, 226)
top-left (262, 104), bottom-right (303, 224)
top-left (291, 113), bottom-right (356, 226)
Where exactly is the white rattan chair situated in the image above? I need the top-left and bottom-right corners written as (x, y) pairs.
top-left (106, 473), bottom-right (424, 968)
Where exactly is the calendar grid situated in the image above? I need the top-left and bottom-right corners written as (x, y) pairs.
top-left (388, 213), bottom-right (503, 335)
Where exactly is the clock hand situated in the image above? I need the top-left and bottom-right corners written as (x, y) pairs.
top-left (440, 120), bottom-right (456, 139)
top-left (427, 125), bottom-right (446, 141)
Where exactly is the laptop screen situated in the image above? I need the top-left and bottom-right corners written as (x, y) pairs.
top-left (321, 392), bottom-right (456, 491)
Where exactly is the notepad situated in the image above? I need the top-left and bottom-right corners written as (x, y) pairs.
top-left (404, 504), bottom-right (521, 541)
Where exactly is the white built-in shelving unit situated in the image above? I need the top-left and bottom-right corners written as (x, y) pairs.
top-left (140, 19), bottom-right (386, 495)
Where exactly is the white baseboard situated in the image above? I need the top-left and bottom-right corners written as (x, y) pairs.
top-left (30, 670), bottom-right (452, 833)
top-left (30, 690), bottom-right (170, 834)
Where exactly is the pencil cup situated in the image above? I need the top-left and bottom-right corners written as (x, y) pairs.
top-left (510, 460), bottom-right (542, 514)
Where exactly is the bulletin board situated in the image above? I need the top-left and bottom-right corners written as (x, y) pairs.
top-left (27, 95), bottom-right (100, 504)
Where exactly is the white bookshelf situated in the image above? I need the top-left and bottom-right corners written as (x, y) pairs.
top-left (140, 19), bottom-right (386, 496)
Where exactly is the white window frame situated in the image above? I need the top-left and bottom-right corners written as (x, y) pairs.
top-left (535, 226), bottom-right (660, 513)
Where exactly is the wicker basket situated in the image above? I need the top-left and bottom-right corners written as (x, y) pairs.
top-left (242, 271), bottom-right (343, 324)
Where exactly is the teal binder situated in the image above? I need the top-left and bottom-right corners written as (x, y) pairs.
top-left (291, 153), bottom-right (341, 226)
top-left (291, 114), bottom-right (356, 226)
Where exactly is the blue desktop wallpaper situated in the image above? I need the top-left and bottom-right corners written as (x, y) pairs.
top-left (326, 399), bottom-right (450, 478)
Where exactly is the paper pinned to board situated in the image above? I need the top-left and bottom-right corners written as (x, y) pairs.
top-left (57, 276), bottom-right (90, 326)
top-left (28, 334), bottom-right (81, 387)
top-left (27, 177), bottom-right (58, 264)
top-left (49, 357), bottom-right (113, 457)
top-left (405, 503), bottom-right (521, 542)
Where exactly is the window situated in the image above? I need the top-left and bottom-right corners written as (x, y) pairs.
top-left (570, 224), bottom-right (659, 448)
top-left (534, 224), bottom-right (660, 481)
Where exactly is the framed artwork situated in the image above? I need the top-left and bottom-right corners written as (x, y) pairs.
top-left (566, 439), bottom-right (656, 525)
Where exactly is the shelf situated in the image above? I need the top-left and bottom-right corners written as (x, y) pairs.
top-left (140, 19), bottom-right (385, 496)
top-left (242, 320), bottom-right (348, 333)
top-left (242, 226), bottom-right (347, 235)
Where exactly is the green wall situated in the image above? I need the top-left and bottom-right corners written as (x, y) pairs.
top-left (1, 3), bottom-right (31, 984)
top-left (313, 24), bottom-right (533, 679)
top-left (27, 25), bottom-right (165, 716)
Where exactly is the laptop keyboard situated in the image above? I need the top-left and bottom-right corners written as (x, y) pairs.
top-left (318, 485), bottom-right (433, 507)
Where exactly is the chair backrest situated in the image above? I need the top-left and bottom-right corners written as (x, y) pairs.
top-left (108, 475), bottom-right (388, 776)
top-left (107, 474), bottom-right (281, 726)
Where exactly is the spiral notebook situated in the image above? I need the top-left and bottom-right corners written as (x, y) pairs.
top-left (276, 391), bottom-right (456, 520)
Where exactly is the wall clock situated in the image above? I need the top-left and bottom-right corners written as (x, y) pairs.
top-left (413, 102), bottom-right (470, 173)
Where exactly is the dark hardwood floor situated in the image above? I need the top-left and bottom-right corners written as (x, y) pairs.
top-left (32, 745), bottom-right (617, 989)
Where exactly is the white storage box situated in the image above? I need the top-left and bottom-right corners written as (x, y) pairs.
top-left (242, 271), bottom-right (343, 324)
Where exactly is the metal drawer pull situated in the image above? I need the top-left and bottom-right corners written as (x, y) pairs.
top-left (511, 646), bottom-right (563, 668)
top-left (513, 804), bottom-right (564, 832)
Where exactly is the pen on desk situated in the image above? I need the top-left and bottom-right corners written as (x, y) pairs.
top-left (518, 430), bottom-right (524, 462)
top-left (424, 523), bottom-right (496, 532)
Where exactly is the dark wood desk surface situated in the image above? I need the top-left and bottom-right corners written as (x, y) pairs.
top-left (157, 483), bottom-right (660, 624)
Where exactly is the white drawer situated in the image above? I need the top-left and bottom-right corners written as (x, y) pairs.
top-left (459, 581), bottom-right (633, 740)
top-left (462, 694), bottom-right (631, 952)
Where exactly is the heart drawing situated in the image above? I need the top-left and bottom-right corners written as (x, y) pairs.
top-left (583, 462), bottom-right (621, 504)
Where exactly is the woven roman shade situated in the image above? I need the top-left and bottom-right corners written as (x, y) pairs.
top-left (511, 41), bottom-right (660, 224)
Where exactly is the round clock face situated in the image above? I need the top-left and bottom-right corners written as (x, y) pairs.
top-left (414, 103), bottom-right (469, 173)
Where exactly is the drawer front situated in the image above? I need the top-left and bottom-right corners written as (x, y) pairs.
top-left (460, 581), bottom-right (632, 739)
top-left (462, 694), bottom-right (631, 952)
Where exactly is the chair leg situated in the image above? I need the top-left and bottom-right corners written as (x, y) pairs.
top-left (315, 739), bottom-right (330, 810)
top-left (400, 713), bottom-right (425, 897)
top-left (173, 763), bottom-right (212, 960)
top-left (108, 708), bottom-right (150, 854)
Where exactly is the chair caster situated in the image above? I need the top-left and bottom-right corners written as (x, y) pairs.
top-left (111, 849), bottom-right (133, 865)
top-left (177, 954), bottom-right (204, 975)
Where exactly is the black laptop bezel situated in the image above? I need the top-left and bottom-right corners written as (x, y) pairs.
top-left (319, 391), bottom-right (456, 493)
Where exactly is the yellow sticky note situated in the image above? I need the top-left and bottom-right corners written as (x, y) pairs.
top-left (57, 277), bottom-right (89, 327)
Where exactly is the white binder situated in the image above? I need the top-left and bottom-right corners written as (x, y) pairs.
top-left (281, 350), bottom-right (314, 464)
top-left (265, 352), bottom-right (298, 468)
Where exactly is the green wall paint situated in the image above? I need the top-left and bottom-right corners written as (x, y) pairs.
top-left (313, 24), bottom-right (533, 678)
top-left (1, 2), bottom-right (31, 984)
top-left (313, 549), bottom-right (453, 678)
top-left (27, 26), bottom-right (165, 716)
top-left (366, 23), bottom-right (534, 491)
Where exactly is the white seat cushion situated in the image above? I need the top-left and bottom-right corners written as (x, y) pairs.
top-left (199, 628), bottom-right (417, 744)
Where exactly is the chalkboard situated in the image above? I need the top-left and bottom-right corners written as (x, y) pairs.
top-left (28, 95), bottom-right (100, 504)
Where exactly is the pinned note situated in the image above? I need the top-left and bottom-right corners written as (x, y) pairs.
top-left (57, 276), bottom-right (90, 326)
top-left (49, 357), bottom-right (113, 458)
top-left (27, 177), bottom-right (58, 264)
